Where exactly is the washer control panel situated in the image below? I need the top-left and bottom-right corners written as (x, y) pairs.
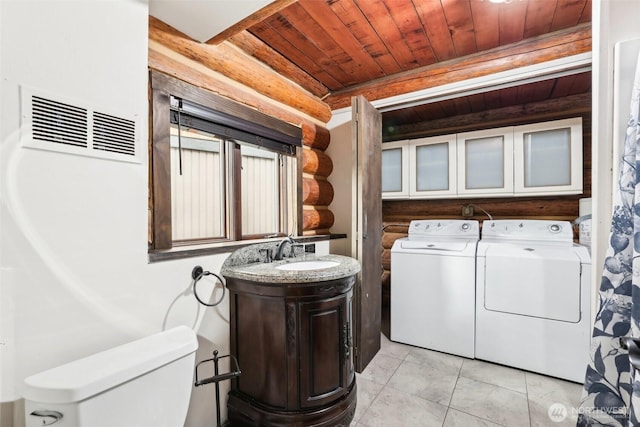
top-left (408, 220), bottom-right (480, 239)
top-left (481, 220), bottom-right (573, 242)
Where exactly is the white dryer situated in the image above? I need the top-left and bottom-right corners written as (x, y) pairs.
top-left (391, 219), bottom-right (479, 358)
top-left (475, 219), bottom-right (591, 382)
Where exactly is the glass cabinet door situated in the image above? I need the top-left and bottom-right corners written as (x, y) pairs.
top-left (457, 127), bottom-right (514, 196)
top-left (513, 118), bottom-right (583, 195)
top-left (409, 135), bottom-right (456, 198)
top-left (381, 118), bottom-right (582, 200)
top-left (381, 140), bottom-right (409, 199)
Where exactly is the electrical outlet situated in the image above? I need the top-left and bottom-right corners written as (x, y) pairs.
top-left (462, 204), bottom-right (474, 217)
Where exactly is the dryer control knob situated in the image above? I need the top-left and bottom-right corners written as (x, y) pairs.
top-left (549, 224), bottom-right (561, 233)
top-left (461, 223), bottom-right (470, 231)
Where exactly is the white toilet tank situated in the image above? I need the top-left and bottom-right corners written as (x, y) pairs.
top-left (22, 326), bottom-right (198, 427)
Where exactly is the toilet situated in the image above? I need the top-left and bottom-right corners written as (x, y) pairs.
top-left (22, 326), bottom-right (198, 427)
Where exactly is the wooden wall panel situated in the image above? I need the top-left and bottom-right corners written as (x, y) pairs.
top-left (383, 196), bottom-right (585, 223)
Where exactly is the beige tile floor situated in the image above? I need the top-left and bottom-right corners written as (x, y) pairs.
top-left (351, 334), bottom-right (584, 427)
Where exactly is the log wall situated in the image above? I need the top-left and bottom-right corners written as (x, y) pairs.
top-left (300, 124), bottom-right (334, 235)
top-left (148, 17), bottom-right (335, 234)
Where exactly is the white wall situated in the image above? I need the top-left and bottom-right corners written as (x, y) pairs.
top-left (327, 109), bottom-right (355, 257)
top-left (591, 0), bottom-right (640, 316)
top-left (0, 1), bottom-right (230, 425)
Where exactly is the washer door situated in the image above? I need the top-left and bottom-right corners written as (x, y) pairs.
top-left (483, 244), bottom-right (582, 322)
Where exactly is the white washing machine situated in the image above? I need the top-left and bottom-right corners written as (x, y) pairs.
top-left (391, 219), bottom-right (479, 358)
top-left (475, 219), bottom-right (591, 382)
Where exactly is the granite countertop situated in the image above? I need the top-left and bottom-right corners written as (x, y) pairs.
top-left (221, 244), bottom-right (360, 284)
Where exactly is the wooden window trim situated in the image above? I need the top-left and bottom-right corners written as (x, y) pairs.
top-left (232, 141), bottom-right (243, 240)
top-left (151, 88), bottom-right (172, 249)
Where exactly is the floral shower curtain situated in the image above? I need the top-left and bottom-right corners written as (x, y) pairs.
top-left (578, 52), bottom-right (640, 426)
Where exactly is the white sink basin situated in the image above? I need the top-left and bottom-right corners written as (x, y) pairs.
top-left (275, 260), bottom-right (340, 271)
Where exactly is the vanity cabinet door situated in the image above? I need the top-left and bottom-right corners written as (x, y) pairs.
top-left (298, 290), bottom-right (354, 408)
top-left (230, 293), bottom-right (288, 409)
top-left (457, 127), bottom-right (514, 196)
top-left (381, 140), bottom-right (409, 199)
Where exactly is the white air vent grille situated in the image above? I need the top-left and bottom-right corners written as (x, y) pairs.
top-left (21, 86), bottom-right (139, 163)
top-left (32, 96), bottom-right (88, 148)
top-left (93, 112), bottom-right (136, 156)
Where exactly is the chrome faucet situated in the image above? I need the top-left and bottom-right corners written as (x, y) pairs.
top-left (273, 236), bottom-right (296, 261)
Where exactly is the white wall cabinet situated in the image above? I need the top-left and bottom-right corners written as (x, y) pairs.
top-left (381, 135), bottom-right (456, 199)
top-left (381, 140), bottom-right (409, 199)
top-left (513, 118), bottom-right (583, 195)
top-left (409, 135), bottom-right (457, 198)
top-left (456, 127), bottom-right (514, 196)
top-left (381, 118), bottom-right (583, 200)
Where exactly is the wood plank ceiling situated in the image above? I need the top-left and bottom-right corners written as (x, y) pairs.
top-left (243, 0), bottom-right (590, 93)
top-left (167, 0), bottom-right (592, 135)
top-left (228, 0), bottom-right (592, 137)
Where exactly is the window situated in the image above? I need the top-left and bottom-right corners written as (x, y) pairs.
top-left (239, 143), bottom-right (283, 237)
top-left (150, 72), bottom-right (301, 254)
top-left (169, 124), bottom-right (226, 241)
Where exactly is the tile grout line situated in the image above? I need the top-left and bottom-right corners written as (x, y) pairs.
top-left (352, 347), bottom-right (407, 427)
top-left (445, 362), bottom-right (515, 427)
top-left (439, 361), bottom-right (464, 427)
top-left (524, 372), bottom-right (532, 427)
top-left (456, 374), bottom-right (529, 397)
top-left (453, 360), bottom-right (531, 427)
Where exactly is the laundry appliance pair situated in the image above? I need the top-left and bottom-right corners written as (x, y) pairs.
top-left (390, 219), bottom-right (591, 382)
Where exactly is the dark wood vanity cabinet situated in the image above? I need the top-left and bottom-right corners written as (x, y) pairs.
top-left (226, 275), bottom-right (357, 427)
top-left (298, 291), bottom-right (353, 408)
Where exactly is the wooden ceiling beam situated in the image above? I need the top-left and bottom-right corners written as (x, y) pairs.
top-left (229, 30), bottom-right (330, 99)
top-left (205, 0), bottom-right (298, 45)
top-left (383, 92), bottom-right (591, 141)
top-left (149, 16), bottom-right (331, 123)
top-left (326, 23), bottom-right (592, 110)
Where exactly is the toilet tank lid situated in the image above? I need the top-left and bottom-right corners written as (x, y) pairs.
top-left (22, 326), bottom-right (198, 404)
